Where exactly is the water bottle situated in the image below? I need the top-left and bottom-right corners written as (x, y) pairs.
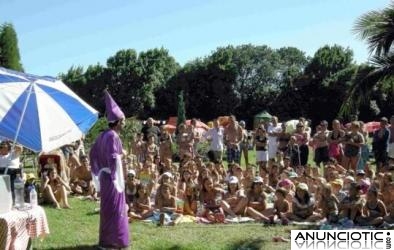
top-left (30, 185), bottom-right (38, 207)
top-left (14, 174), bottom-right (25, 208)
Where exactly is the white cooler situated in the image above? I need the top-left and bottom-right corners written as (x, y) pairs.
top-left (0, 175), bottom-right (12, 214)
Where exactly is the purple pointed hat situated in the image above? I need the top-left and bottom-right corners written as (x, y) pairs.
top-left (104, 90), bottom-right (125, 122)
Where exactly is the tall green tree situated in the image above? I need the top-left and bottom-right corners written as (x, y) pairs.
top-left (0, 23), bottom-right (23, 71)
top-left (304, 45), bottom-right (353, 81)
top-left (177, 90), bottom-right (186, 127)
top-left (272, 44), bottom-right (355, 124)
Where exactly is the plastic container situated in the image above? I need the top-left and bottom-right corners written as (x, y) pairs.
top-left (14, 174), bottom-right (25, 208)
top-left (29, 186), bottom-right (38, 207)
top-left (0, 175), bottom-right (12, 214)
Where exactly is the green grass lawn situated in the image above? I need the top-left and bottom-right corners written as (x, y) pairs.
top-left (32, 197), bottom-right (298, 250)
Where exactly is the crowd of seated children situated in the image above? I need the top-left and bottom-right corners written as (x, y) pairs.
top-left (34, 116), bottom-right (394, 230)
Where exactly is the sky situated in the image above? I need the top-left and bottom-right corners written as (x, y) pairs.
top-left (0, 0), bottom-right (391, 76)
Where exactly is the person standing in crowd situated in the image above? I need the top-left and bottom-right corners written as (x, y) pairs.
top-left (254, 126), bottom-right (269, 170)
top-left (205, 119), bottom-right (224, 164)
top-left (239, 121), bottom-right (249, 166)
top-left (343, 121), bottom-right (364, 171)
top-left (328, 119), bottom-right (345, 162)
top-left (0, 141), bottom-right (23, 201)
top-left (372, 117), bottom-right (390, 172)
top-left (189, 118), bottom-right (202, 157)
top-left (89, 91), bottom-right (130, 249)
top-left (224, 115), bottom-right (244, 165)
top-left (141, 117), bottom-right (161, 144)
top-left (312, 120), bottom-right (330, 168)
top-left (293, 122), bottom-right (309, 166)
top-left (277, 123), bottom-right (291, 153)
top-left (267, 116), bottom-right (282, 162)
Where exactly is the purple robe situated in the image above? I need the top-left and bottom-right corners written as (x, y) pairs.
top-left (89, 129), bottom-right (130, 248)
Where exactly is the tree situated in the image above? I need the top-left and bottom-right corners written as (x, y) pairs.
top-left (304, 45), bottom-right (353, 81)
top-left (276, 47), bottom-right (309, 88)
top-left (339, 2), bottom-right (394, 116)
top-left (272, 45), bottom-right (356, 125)
top-left (177, 90), bottom-right (186, 127)
top-left (0, 23), bottom-right (23, 71)
top-left (138, 47), bottom-right (180, 114)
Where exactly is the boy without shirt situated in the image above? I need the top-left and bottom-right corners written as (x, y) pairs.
top-left (70, 155), bottom-right (96, 199)
top-left (224, 115), bottom-right (244, 165)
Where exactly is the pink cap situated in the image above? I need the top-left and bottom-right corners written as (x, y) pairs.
top-left (104, 90), bottom-right (125, 122)
top-left (278, 178), bottom-right (293, 187)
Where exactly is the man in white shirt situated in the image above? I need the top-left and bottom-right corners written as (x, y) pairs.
top-left (204, 119), bottom-right (224, 163)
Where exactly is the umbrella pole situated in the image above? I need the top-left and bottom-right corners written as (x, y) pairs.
top-left (5, 83), bottom-right (34, 175)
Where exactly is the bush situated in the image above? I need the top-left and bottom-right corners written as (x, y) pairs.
top-left (84, 117), bottom-right (142, 152)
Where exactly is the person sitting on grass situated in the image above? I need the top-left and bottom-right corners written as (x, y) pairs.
top-left (138, 160), bottom-right (156, 196)
top-left (317, 183), bottom-right (339, 223)
top-left (129, 183), bottom-right (153, 221)
top-left (357, 187), bottom-right (387, 227)
top-left (273, 187), bottom-right (290, 225)
top-left (221, 176), bottom-right (248, 218)
top-left (214, 161), bottom-right (227, 181)
top-left (155, 172), bottom-right (177, 204)
top-left (69, 155), bottom-right (96, 200)
top-left (268, 163), bottom-right (280, 188)
top-left (177, 169), bottom-right (195, 199)
top-left (277, 178), bottom-right (295, 205)
top-left (242, 164), bottom-right (255, 188)
top-left (330, 178), bottom-right (347, 202)
top-left (41, 168), bottom-right (71, 209)
top-left (384, 203), bottom-right (394, 224)
top-left (284, 182), bottom-right (321, 222)
top-left (43, 156), bottom-right (58, 172)
top-left (199, 177), bottom-right (226, 223)
top-left (245, 176), bottom-right (272, 223)
top-left (182, 182), bottom-right (199, 216)
top-left (156, 183), bottom-right (182, 226)
top-left (125, 169), bottom-right (139, 209)
top-left (380, 173), bottom-right (394, 206)
top-left (339, 182), bottom-right (364, 223)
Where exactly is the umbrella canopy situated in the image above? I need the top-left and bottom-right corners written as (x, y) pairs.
top-left (166, 117), bottom-right (210, 130)
top-left (254, 111), bottom-right (272, 120)
top-left (185, 119), bottom-right (209, 130)
top-left (0, 67), bottom-right (98, 152)
top-left (364, 121), bottom-right (381, 133)
top-left (162, 124), bottom-right (176, 134)
top-left (253, 111), bottom-right (272, 129)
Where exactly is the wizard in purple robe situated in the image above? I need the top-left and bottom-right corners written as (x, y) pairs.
top-left (89, 90), bottom-right (130, 249)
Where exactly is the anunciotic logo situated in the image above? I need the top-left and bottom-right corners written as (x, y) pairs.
top-left (291, 230), bottom-right (393, 250)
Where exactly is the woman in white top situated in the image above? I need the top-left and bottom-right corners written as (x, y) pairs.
top-left (0, 140), bottom-right (23, 201)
